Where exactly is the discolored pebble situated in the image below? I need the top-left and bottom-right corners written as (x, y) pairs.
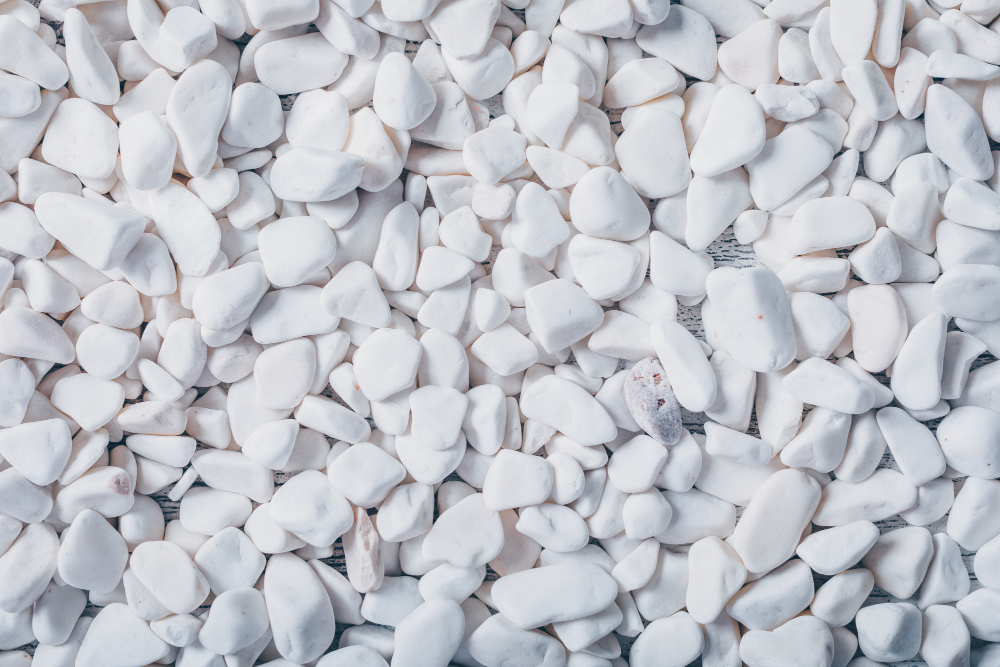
top-left (624, 357), bottom-right (683, 445)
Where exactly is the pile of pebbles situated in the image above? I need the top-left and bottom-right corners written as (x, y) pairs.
top-left (3, 0), bottom-right (1000, 666)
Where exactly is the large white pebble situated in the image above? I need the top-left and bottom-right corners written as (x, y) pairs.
top-left (118, 111), bottom-right (175, 192)
top-left (81, 281), bottom-right (144, 330)
top-left (221, 82), bottom-right (284, 149)
top-left (264, 552), bottom-right (337, 663)
top-left (165, 60), bottom-right (230, 179)
top-left (0, 15), bottom-right (68, 90)
top-left (194, 527), bottom-right (266, 595)
top-left (491, 562), bottom-right (618, 629)
top-left (255, 32), bottom-right (348, 95)
top-left (53, 465), bottom-right (134, 523)
top-left (726, 469), bottom-right (821, 574)
top-left (373, 52), bottom-right (437, 131)
top-left (796, 521), bottom-right (880, 576)
top-left (257, 216), bottom-right (338, 288)
top-left (254, 338), bottom-right (316, 410)
top-left (524, 279), bottom-right (603, 354)
top-left (957, 588), bottom-right (1000, 641)
top-left (40, 98), bottom-right (118, 180)
top-left (32, 581), bottom-right (87, 647)
top-left (508, 182), bottom-right (569, 259)
top-left (144, 183), bottom-right (222, 277)
top-left (521, 374), bottom-right (617, 447)
top-left (718, 19), bottom-right (782, 90)
top-left (327, 441), bottom-right (406, 509)
top-left (890, 311), bottom-right (947, 411)
top-left (34, 193), bottom-right (145, 271)
top-left (705, 267), bottom-right (796, 373)
top-left (466, 613), bottom-right (566, 667)
top-left (813, 469), bottom-right (917, 526)
top-left (463, 126), bottom-right (527, 185)
top-left (391, 598), bottom-right (465, 667)
top-left (569, 166), bottom-right (650, 242)
top-left (810, 568), bottom-right (874, 628)
top-left (924, 84), bottom-right (994, 181)
top-left (746, 126), bottom-right (834, 212)
top-left (352, 328), bottom-right (422, 402)
top-left (0, 418), bottom-right (71, 486)
top-left (269, 148), bottom-right (365, 203)
top-left (726, 559), bottom-right (815, 631)
top-left (604, 57), bottom-right (680, 109)
top-left (841, 60), bottom-right (896, 121)
top-left (483, 449), bottom-right (553, 511)
top-left (0, 203), bottom-right (53, 260)
top-left (286, 89), bottom-right (350, 152)
top-left (937, 406), bottom-right (1000, 478)
top-left (191, 449), bottom-right (274, 503)
top-left (0, 522), bottom-right (58, 614)
top-left (470, 323), bottom-right (538, 376)
top-left (442, 39), bottom-right (514, 101)
top-left (848, 285), bottom-right (908, 373)
top-left (130, 540), bottom-right (210, 615)
top-left (947, 477), bottom-right (1000, 551)
top-left (651, 320), bottom-right (717, 412)
top-left (321, 261), bottom-right (392, 328)
top-left (0, 307), bottom-right (74, 364)
top-left (178, 487), bottom-right (250, 535)
top-left (51, 373), bottom-right (126, 432)
top-left (616, 106), bottom-right (692, 200)
top-left (191, 263), bottom-right (270, 332)
top-left (933, 264), bottom-right (1000, 321)
top-left (526, 82), bottom-right (579, 149)
top-left (785, 196), bottom-right (875, 255)
top-left (606, 434), bottom-right (669, 495)
top-left (689, 84), bottom-right (766, 177)
top-left (856, 602), bottom-right (922, 662)
top-left (631, 611), bottom-right (706, 667)
top-left (568, 235), bottom-right (641, 301)
top-left (739, 615), bottom-right (835, 667)
top-left (197, 588), bottom-right (269, 655)
top-left (635, 5), bottom-right (717, 80)
top-left (294, 394), bottom-right (371, 445)
top-left (422, 493), bottom-right (504, 569)
top-left (75, 603), bottom-right (170, 667)
top-left (782, 357), bottom-right (875, 415)
top-left (76, 324), bottom-right (140, 381)
top-left (685, 537), bottom-right (747, 625)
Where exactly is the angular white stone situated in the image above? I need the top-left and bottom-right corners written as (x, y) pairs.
top-left (856, 602), bottom-right (922, 662)
top-left (813, 469), bottom-right (917, 526)
top-left (726, 469), bottom-right (821, 574)
top-left (705, 267), bottom-right (796, 374)
top-left (739, 616), bottom-right (835, 667)
top-left (130, 540), bottom-right (210, 615)
top-left (270, 470), bottom-right (354, 547)
top-left (422, 493), bottom-right (504, 569)
top-left (75, 603), bottom-right (170, 667)
top-left (269, 148), bottom-right (366, 203)
top-left (569, 166), bottom-right (651, 242)
top-left (797, 521), bottom-right (880, 576)
top-left (925, 84), bottom-right (994, 181)
top-left (636, 5), bottom-right (718, 80)
top-left (521, 374), bottom-right (617, 447)
top-left (616, 106), bottom-right (692, 200)
top-left (848, 285), bottom-right (908, 373)
top-left (492, 562), bottom-right (618, 629)
top-left (264, 552), bottom-right (337, 663)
